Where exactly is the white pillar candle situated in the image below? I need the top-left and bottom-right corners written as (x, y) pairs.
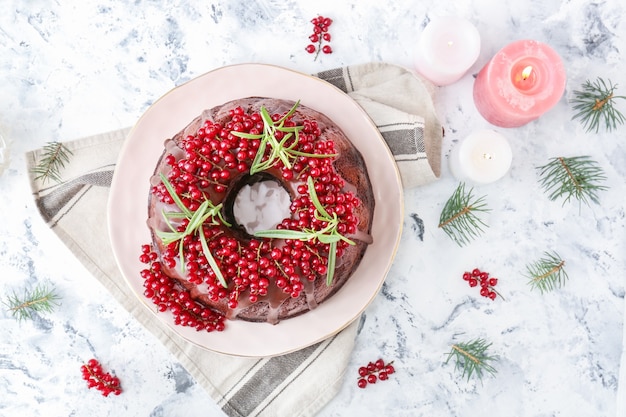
top-left (449, 130), bottom-right (512, 184)
top-left (414, 16), bottom-right (481, 86)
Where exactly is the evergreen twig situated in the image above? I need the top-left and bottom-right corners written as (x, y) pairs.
top-left (438, 182), bottom-right (489, 246)
top-left (3, 283), bottom-right (62, 322)
top-left (31, 141), bottom-right (73, 183)
top-left (571, 77), bottom-right (626, 133)
top-left (524, 251), bottom-right (568, 294)
top-left (537, 156), bottom-right (608, 208)
top-left (445, 338), bottom-right (498, 381)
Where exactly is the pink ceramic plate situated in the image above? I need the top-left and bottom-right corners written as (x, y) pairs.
top-left (108, 64), bottom-right (403, 357)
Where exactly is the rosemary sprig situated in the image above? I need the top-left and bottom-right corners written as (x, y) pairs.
top-left (445, 338), bottom-right (498, 381)
top-left (231, 101), bottom-right (335, 174)
top-left (524, 251), bottom-right (568, 294)
top-left (31, 141), bottom-right (73, 183)
top-left (438, 182), bottom-right (490, 246)
top-left (3, 282), bottom-right (62, 322)
top-left (253, 176), bottom-right (355, 286)
top-left (156, 173), bottom-right (230, 288)
top-left (537, 156), bottom-right (608, 208)
top-left (571, 77), bottom-right (626, 133)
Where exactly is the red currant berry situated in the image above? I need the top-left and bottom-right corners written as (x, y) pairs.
top-left (367, 374), bottom-right (377, 384)
top-left (462, 272), bottom-right (471, 281)
top-left (385, 364), bottom-right (395, 374)
top-left (322, 45), bottom-right (332, 54)
top-left (358, 366), bottom-right (368, 377)
top-left (468, 278), bottom-right (478, 287)
top-left (472, 268), bottom-right (481, 276)
top-left (305, 44), bottom-right (316, 54)
top-left (357, 378), bottom-right (367, 388)
top-left (489, 278), bottom-right (498, 286)
top-left (379, 371), bottom-right (389, 381)
top-left (488, 291), bottom-right (497, 300)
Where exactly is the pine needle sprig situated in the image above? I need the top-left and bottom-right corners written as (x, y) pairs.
top-left (3, 283), bottom-right (62, 322)
top-left (438, 182), bottom-right (490, 246)
top-left (31, 141), bottom-right (73, 184)
top-left (524, 251), bottom-right (568, 294)
top-left (537, 156), bottom-right (608, 208)
top-left (445, 338), bottom-right (498, 381)
top-left (571, 77), bottom-right (626, 133)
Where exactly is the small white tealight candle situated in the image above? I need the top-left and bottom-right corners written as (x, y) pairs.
top-left (414, 16), bottom-right (481, 86)
top-left (449, 130), bottom-right (512, 184)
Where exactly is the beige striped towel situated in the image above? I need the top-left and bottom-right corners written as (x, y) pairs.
top-left (26, 62), bottom-right (442, 417)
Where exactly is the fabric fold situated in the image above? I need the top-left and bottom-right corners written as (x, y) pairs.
top-left (26, 62), bottom-right (442, 417)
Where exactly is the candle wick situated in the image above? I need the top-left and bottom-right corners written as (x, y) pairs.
top-left (483, 153), bottom-right (493, 160)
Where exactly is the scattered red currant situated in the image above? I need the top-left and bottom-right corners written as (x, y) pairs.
top-left (357, 359), bottom-right (395, 388)
top-left (462, 268), bottom-right (503, 301)
top-left (81, 358), bottom-right (122, 397)
top-left (305, 15), bottom-right (333, 60)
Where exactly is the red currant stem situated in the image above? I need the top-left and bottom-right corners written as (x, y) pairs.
top-left (313, 38), bottom-right (323, 61)
top-left (84, 363), bottom-right (121, 391)
top-left (357, 360), bottom-right (395, 379)
top-left (489, 286), bottom-right (505, 301)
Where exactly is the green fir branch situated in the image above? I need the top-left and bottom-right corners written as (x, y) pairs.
top-left (445, 338), bottom-right (498, 381)
top-left (31, 141), bottom-right (73, 184)
top-left (571, 77), bottom-right (626, 133)
top-left (537, 156), bottom-right (608, 208)
top-left (438, 182), bottom-right (489, 247)
top-left (3, 283), bottom-right (62, 323)
top-left (524, 251), bottom-right (568, 294)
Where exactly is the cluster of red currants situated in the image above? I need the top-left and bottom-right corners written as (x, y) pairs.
top-left (305, 16), bottom-right (333, 59)
top-left (463, 268), bottom-right (500, 300)
top-left (139, 244), bottom-right (227, 332)
top-left (357, 359), bottom-right (395, 388)
top-left (80, 358), bottom-right (122, 397)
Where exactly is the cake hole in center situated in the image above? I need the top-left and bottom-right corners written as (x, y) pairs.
top-left (233, 179), bottom-right (292, 235)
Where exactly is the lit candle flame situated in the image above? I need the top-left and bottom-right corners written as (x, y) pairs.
top-left (521, 66), bottom-right (533, 80)
top-left (447, 40), bottom-right (454, 47)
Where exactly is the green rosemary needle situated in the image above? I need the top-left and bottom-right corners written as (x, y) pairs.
top-left (438, 182), bottom-right (489, 247)
top-left (4, 282), bottom-right (62, 322)
top-left (231, 101), bottom-right (335, 174)
top-left (156, 173), bottom-right (230, 288)
top-left (253, 176), bottom-right (355, 286)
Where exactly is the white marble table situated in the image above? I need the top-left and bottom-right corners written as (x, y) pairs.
top-left (1, 1), bottom-right (624, 416)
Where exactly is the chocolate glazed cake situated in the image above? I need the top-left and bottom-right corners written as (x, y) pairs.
top-left (146, 97), bottom-right (374, 324)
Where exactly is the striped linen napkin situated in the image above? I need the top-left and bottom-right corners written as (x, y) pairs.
top-left (26, 62), bottom-right (441, 417)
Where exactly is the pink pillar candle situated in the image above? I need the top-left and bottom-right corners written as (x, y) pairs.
top-left (473, 40), bottom-right (566, 127)
top-left (414, 17), bottom-right (481, 86)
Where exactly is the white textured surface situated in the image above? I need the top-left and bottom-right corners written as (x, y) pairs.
top-left (0, 1), bottom-right (624, 417)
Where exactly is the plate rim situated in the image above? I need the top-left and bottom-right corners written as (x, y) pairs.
top-left (107, 63), bottom-right (404, 357)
